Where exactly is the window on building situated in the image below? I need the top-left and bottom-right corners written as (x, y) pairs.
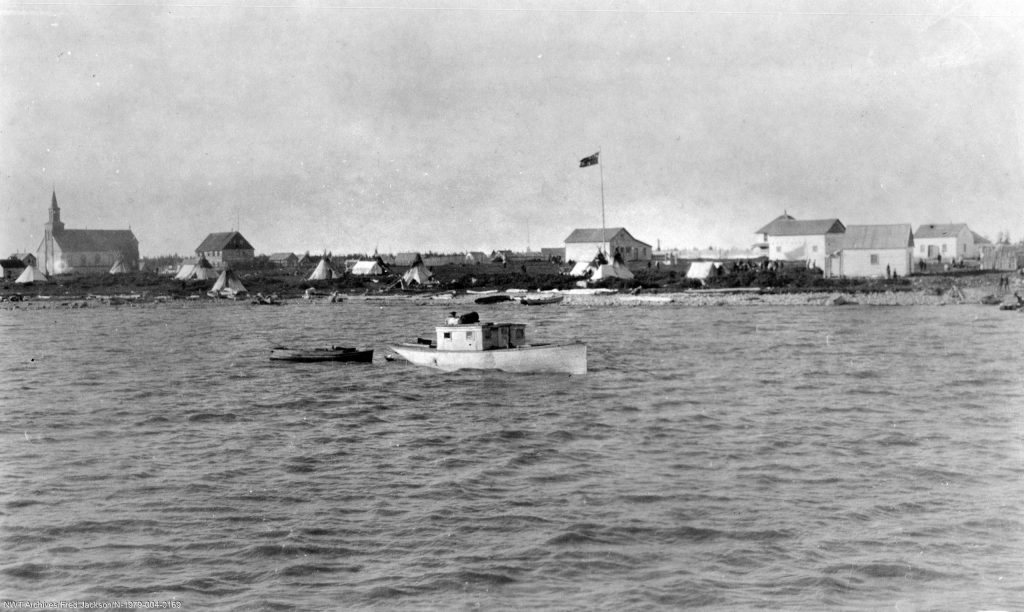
top-left (870, 254), bottom-right (879, 265)
top-left (775, 246), bottom-right (781, 253)
top-left (466, 331), bottom-right (474, 340)
top-left (443, 332), bottom-right (451, 339)
top-left (941, 244), bottom-right (947, 253)
top-left (920, 245), bottom-right (926, 253)
top-left (812, 245), bottom-right (818, 253)
top-left (94, 254), bottom-right (101, 264)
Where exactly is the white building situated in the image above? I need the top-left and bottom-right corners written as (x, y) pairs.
top-left (913, 223), bottom-right (980, 261)
top-left (753, 215), bottom-right (845, 271)
top-left (564, 227), bottom-right (652, 264)
top-left (835, 224), bottom-right (914, 278)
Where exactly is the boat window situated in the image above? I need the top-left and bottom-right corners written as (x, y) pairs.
top-left (443, 332), bottom-right (451, 339)
top-left (466, 331), bottom-right (474, 340)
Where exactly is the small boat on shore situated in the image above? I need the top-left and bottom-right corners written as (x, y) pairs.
top-left (475, 294), bottom-right (513, 304)
top-left (519, 294), bottom-right (564, 306)
top-left (270, 346), bottom-right (374, 363)
top-left (389, 313), bottom-right (586, 374)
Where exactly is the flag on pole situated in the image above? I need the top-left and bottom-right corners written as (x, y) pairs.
top-left (579, 152), bottom-right (599, 168)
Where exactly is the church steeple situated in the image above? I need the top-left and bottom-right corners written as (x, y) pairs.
top-left (47, 189), bottom-right (64, 234)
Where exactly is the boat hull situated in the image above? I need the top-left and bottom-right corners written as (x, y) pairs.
top-left (270, 347), bottom-right (374, 363)
top-left (388, 342), bottom-right (586, 375)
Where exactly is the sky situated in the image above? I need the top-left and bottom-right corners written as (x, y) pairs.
top-left (2, 0), bottom-right (1022, 257)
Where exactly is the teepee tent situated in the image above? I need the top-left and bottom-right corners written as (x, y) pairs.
top-left (590, 253), bottom-right (633, 281)
top-left (307, 256), bottom-right (339, 280)
top-left (401, 255), bottom-right (433, 286)
top-left (109, 254), bottom-right (129, 274)
top-left (15, 265), bottom-right (48, 284)
top-left (211, 268), bottom-right (248, 295)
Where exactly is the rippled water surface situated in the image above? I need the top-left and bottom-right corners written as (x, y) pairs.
top-left (1, 301), bottom-right (1022, 610)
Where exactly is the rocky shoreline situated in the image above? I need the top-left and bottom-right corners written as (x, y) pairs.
top-left (3, 284), bottom-right (1021, 310)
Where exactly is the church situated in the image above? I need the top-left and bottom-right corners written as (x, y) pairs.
top-left (36, 191), bottom-right (140, 275)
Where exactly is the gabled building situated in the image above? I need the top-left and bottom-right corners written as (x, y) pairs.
top-left (10, 253), bottom-right (37, 267)
top-left (564, 227), bottom-right (652, 263)
top-left (753, 215), bottom-right (845, 271)
top-left (835, 224), bottom-right (914, 278)
top-left (914, 223), bottom-right (980, 261)
top-left (35, 190), bottom-right (139, 275)
top-left (268, 252), bottom-right (298, 267)
top-left (0, 258), bottom-right (26, 281)
top-left (195, 231), bottom-right (255, 269)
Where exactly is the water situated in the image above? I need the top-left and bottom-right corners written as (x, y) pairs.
top-left (1, 300), bottom-right (1022, 610)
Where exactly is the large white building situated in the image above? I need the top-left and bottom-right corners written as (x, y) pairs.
top-left (564, 227), bottom-right (652, 264)
top-left (753, 215), bottom-right (845, 271)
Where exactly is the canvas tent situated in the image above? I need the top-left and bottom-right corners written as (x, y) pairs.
top-left (15, 265), bottom-right (48, 284)
top-left (175, 256), bottom-right (217, 281)
top-left (686, 261), bottom-right (724, 283)
top-left (307, 256), bottom-right (339, 281)
top-left (569, 260), bottom-right (593, 277)
top-left (351, 258), bottom-right (386, 276)
top-left (211, 268), bottom-right (248, 296)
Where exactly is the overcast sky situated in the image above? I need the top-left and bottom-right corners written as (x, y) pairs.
top-left (2, 0), bottom-right (1022, 257)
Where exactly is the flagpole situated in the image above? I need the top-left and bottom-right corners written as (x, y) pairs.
top-left (598, 147), bottom-right (605, 237)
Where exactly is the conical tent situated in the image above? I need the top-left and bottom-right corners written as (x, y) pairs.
top-left (590, 253), bottom-right (633, 280)
top-left (401, 256), bottom-right (433, 286)
top-left (15, 265), bottom-right (48, 284)
top-left (211, 268), bottom-right (248, 294)
top-left (109, 254), bottom-right (129, 274)
top-left (307, 257), bottom-right (338, 280)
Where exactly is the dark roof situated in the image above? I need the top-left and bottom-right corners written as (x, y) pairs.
top-left (842, 224), bottom-right (913, 250)
top-left (564, 227), bottom-right (651, 247)
top-left (755, 218), bottom-right (845, 236)
top-left (54, 229), bottom-right (138, 253)
top-left (0, 258), bottom-right (26, 269)
top-left (914, 223), bottom-right (968, 239)
top-left (971, 231), bottom-right (991, 245)
top-left (268, 252), bottom-right (297, 261)
top-left (754, 213), bottom-right (796, 234)
top-left (196, 231), bottom-right (255, 253)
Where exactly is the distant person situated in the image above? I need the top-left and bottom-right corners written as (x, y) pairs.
top-left (446, 311), bottom-right (459, 325)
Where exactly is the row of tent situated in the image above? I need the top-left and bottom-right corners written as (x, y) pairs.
top-left (174, 254), bottom-right (435, 287)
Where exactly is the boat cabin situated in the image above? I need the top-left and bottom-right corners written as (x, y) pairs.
top-left (436, 322), bottom-right (527, 351)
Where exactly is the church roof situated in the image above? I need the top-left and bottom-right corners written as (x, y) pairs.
top-left (53, 229), bottom-right (138, 253)
top-left (196, 231), bottom-right (255, 253)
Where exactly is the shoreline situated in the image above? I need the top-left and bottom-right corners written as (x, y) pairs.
top-left (2, 286), bottom-right (1021, 310)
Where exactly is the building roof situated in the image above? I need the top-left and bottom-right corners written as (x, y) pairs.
top-left (268, 252), bottom-right (297, 261)
top-left (54, 229), bottom-right (138, 253)
top-left (564, 227), bottom-right (651, 247)
top-left (755, 218), bottom-right (845, 236)
top-left (196, 231), bottom-right (254, 253)
top-left (393, 252), bottom-right (422, 267)
top-left (0, 258), bottom-right (26, 269)
top-left (842, 224), bottom-right (914, 250)
top-left (754, 213), bottom-right (796, 234)
top-left (971, 231), bottom-right (991, 245)
top-left (914, 223), bottom-right (969, 239)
